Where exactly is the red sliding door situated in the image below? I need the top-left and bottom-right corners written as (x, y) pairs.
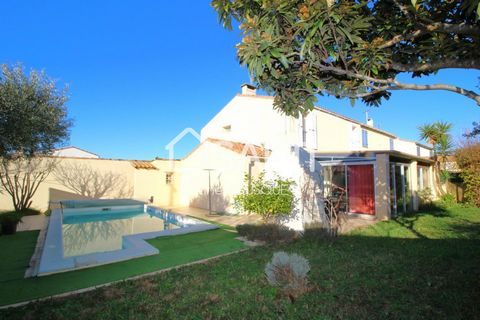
top-left (347, 165), bottom-right (375, 215)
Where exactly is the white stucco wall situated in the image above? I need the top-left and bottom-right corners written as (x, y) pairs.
top-left (200, 94), bottom-right (432, 158)
top-left (175, 141), bottom-right (264, 213)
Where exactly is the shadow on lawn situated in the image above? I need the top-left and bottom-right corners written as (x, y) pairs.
top-left (447, 222), bottom-right (480, 239)
top-left (392, 216), bottom-right (428, 239)
top-left (1, 234), bottom-right (479, 320)
top-left (391, 206), bottom-right (452, 239)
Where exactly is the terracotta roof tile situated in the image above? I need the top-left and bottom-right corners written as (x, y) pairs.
top-left (130, 160), bottom-right (158, 170)
top-left (206, 138), bottom-right (271, 158)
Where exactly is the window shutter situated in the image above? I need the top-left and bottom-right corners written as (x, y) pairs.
top-left (305, 113), bottom-right (318, 149)
top-left (362, 129), bottom-right (368, 148)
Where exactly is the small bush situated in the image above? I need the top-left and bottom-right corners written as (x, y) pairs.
top-left (236, 223), bottom-right (297, 244)
top-left (19, 208), bottom-right (42, 216)
top-left (0, 212), bottom-right (23, 235)
top-left (303, 222), bottom-right (333, 242)
top-left (438, 193), bottom-right (457, 208)
top-left (234, 173), bottom-right (295, 222)
top-left (456, 141), bottom-right (480, 207)
top-left (265, 251), bottom-right (310, 302)
top-left (439, 170), bottom-right (451, 183)
top-left (418, 188), bottom-right (436, 211)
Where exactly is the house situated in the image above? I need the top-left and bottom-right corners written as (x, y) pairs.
top-left (177, 84), bottom-right (435, 229)
top-left (52, 146), bottom-right (100, 159)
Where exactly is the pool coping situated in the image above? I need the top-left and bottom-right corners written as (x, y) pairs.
top-left (36, 205), bottom-right (217, 276)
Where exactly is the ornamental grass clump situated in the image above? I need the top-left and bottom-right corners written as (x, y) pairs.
top-left (265, 251), bottom-right (310, 303)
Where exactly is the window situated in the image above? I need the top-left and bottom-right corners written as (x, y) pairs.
top-left (323, 165), bottom-right (347, 213)
top-left (165, 172), bottom-right (173, 185)
top-left (416, 146), bottom-right (421, 157)
top-left (417, 166), bottom-right (430, 191)
top-left (350, 126), bottom-right (361, 149)
top-left (322, 163), bottom-right (376, 215)
top-left (389, 138), bottom-right (394, 150)
top-left (362, 129), bottom-right (368, 148)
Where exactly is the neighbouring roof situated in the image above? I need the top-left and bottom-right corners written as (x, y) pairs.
top-left (206, 138), bottom-right (272, 158)
top-left (52, 146), bottom-right (100, 157)
top-left (130, 160), bottom-right (158, 170)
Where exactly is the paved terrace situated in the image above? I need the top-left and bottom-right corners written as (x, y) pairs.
top-left (17, 206), bottom-right (376, 233)
top-left (169, 207), bottom-right (261, 227)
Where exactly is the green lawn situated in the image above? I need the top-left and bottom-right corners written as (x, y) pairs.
top-left (1, 207), bottom-right (479, 319)
top-left (0, 229), bottom-right (246, 307)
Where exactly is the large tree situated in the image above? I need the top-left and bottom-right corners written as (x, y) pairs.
top-left (212, 0), bottom-right (480, 116)
top-left (0, 64), bottom-right (71, 211)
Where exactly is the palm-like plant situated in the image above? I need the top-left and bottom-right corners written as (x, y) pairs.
top-left (418, 121), bottom-right (453, 158)
top-left (437, 133), bottom-right (454, 164)
top-left (418, 122), bottom-right (454, 182)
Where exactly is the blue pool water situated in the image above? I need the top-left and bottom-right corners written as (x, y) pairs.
top-left (37, 203), bottom-right (217, 275)
top-left (61, 209), bottom-right (183, 257)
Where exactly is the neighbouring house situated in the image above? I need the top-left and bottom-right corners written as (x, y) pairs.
top-left (52, 146), bottom-right (100, 159)
top-left (0, 85), bottom-right (437, 231)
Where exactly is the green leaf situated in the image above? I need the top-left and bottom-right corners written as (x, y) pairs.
top-left (271, 49), bottom-right (281, 58)
top-left (279, 55), bottom-right (289, 68)
top-left (477, 2), bottom-right (480, 20)
top-left (411, 0), bottom-right (417, 8)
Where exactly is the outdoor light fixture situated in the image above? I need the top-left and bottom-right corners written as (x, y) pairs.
top-left (203, 169), bottom-right (215, 216)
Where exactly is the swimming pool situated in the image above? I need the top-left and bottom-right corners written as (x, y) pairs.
top-left (37, 202), bottom-right (217, 275)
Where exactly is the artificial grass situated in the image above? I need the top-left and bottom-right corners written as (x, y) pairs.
top-left (0, 229), bottom-right (246, 307)
top-left (1, 207), bottom-right (479, 319)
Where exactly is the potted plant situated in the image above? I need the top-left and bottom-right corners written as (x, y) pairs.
top-left (0, 212), bottom-right (23, 235)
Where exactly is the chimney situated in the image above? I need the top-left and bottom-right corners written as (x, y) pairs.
top-left (241, 83), bottom-right (257, 96)
top-left (367, 118), bottom-right (374, 127)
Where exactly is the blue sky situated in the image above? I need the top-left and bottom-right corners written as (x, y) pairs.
top-left (1, 1), bottom-right (478, 160)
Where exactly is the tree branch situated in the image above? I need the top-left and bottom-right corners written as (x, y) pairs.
top-left (390, 59), bottom-right (480, 72)
top-left (427, 22), bottom-right (480, 36)
top-left (379, 23), bottom-right (480, 49)
top-left (313, 63), bottom-right (480, 105)
top-left (390, 81), bottom-right (480, 105)
top-left (379, 29), bottom-right (425, 49)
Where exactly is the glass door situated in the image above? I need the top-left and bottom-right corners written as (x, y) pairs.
top-left (390, 163), bottom-right (412, 216)
top-left (347, 165), bottom-right (375, 215)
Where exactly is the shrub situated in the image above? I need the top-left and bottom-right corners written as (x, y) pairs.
top-left (19, 208), bottom-right (42, 216)
top-left (0, 212), bottom-right (23, 235)
top-left (456, 142), bottom-right (480, 207)
top-left (303, 222), bottom-right (333, 243)
top-left (438, 193), bottom-right (457, 208)
top-left (439, 170), bottom-right (451, 183)
top-left (236, 223), bottom-right (297, 244)
top-left (265, 251), bottom-right (310, 302)
top-left (418, 187), bottom-right (436, 210)
top-left (234, 172), bottom-right (295, 222)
